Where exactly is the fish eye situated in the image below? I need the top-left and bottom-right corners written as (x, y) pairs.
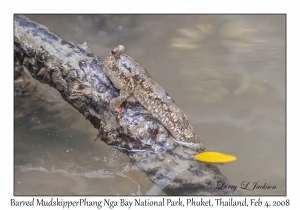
top-left (118, 45), bottom-right (126, 53)
top-left (111, 45), bottom-right (125, 56)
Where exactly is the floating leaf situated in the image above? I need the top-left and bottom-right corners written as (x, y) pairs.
top-left (194, 151), bottom-right (237, 163)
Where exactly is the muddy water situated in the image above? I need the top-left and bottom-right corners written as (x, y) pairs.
top-left (14, 15), bottom-right (285, 195)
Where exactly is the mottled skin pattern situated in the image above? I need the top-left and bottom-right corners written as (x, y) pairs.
top-left (104, 45), bottom-right (205, 151)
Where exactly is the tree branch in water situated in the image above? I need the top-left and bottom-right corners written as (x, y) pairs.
top-left (14, 15), bottom-right (237, 195)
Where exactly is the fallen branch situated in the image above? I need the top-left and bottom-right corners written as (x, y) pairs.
top-left (14, 15), bottom-right (237, 195)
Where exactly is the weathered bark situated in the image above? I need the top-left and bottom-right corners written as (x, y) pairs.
top-left (14, 15), bottom-right (238, 195)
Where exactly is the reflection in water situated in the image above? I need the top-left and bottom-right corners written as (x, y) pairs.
top-left (145, 165), bottom-right (185, 195)
top-left (15, 15), bottom-right (285, 195)
top-left (14, 83), bottom-right (147, 195)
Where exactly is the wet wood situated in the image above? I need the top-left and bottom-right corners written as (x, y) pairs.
top-left (14, 15), bottom-right (237, 195)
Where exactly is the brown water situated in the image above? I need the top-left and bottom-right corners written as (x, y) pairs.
top-left (14, 15), bottom-right (285, 195)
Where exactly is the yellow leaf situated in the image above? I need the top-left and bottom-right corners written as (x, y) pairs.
top-left (194, 151), bottom-right (237, 163)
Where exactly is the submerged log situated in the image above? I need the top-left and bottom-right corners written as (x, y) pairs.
top-left (14, 15), bottom-right (237, 195)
